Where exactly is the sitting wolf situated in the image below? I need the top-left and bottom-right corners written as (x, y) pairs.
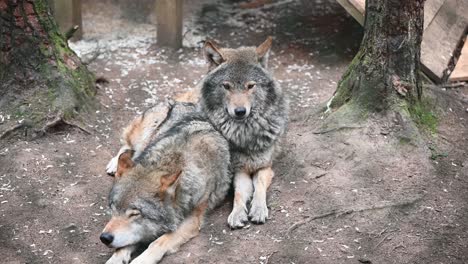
top-left (200, 37), bottom-right (289, 228)
top-left (101, 102), bottom-right (231, 264)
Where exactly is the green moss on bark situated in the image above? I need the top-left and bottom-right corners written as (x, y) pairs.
top-left (0, 0), bottom-right (95, 138)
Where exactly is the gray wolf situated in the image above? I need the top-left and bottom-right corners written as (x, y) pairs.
top-left (200, 37), bottom-right (289, 228)
top-left (101, 102), bottom-right (231, 264)
top-left (105, 95), bottom-right (198, 176)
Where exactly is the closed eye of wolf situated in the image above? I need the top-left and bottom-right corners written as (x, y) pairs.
top-left (101, 105), bottom-right (231, 264)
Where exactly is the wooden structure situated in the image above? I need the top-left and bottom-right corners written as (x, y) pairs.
top-left (449, 38), bottom-right (468, 82)
top-left (337, 0), bottom-right (468, 83)
top-left (156, 0), bottom-right (183, 48)
top-left (49, 0), bottom-right (83, 41)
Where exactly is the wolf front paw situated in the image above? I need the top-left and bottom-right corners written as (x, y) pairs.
top-left (105, 249), bottom-right (132, 264)
top-left (248, 200), bottom-right (269, 224)
top-left (228, 206), bottom-right (249, 229)
top-left (106, 156), bottom-right (118, 176)
top-left (130, 253), bottom-right (162, 264)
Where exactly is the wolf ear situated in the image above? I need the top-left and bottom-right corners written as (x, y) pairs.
top-left (115, 150), bottom-right (135, 179)
top-left (204, 41), bottom-right (225, 70)
top-left (256, 36), bottom-right (273, 69)
top-left (159, 170), bottom-right (182, 197)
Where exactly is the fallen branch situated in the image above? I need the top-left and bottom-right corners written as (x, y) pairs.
top-left (313, 126), bottom-right (363, 135)
top-left (65, 25), bottom-right (79, 40)
top-left (286, 197), bottom-right (422, 238)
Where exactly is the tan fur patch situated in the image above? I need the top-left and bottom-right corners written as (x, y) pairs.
top-left (116, 150), bottom-right (135, 178)
top-left (256, 36), bottom-right (273, 58)
top-left (173, 90), bottom-right (199, 103)
top-left (103, 216), bottom-right (130, 234)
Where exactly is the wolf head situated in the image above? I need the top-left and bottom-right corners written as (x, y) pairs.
top-left (100, 151), bottom-right (182, 248)
top-left (201, 37), bottom-right (274, 121)
top-left (200, 37), bottom-right (288, 151)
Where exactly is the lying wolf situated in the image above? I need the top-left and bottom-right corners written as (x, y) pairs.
top-left (200, 37), bottom-right (289, 228)
top-left (101, 102), bottom-right (231, 264)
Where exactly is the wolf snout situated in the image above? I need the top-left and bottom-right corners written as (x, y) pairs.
top-left (234, 107), bottom-right (247, 118)
top-left (100, 232), bottom-right (114, 246)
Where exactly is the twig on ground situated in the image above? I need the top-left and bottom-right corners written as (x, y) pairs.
top-left (286, 197), bottom-right (422, 238)
top-left (313, 172), bottom-right (327, 179)
top-left (287, 210), bottom-right (338, 237)
top-left (264, 250), bottom-right (278, 264)
top-left (373, 233), bottom-right (393, 250)
top-left (313, 126), bottom-right (363, 135)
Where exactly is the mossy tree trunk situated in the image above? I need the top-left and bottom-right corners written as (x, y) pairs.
top-left (0, 0), bottom-right (95, 139)
top-left (330, 0), bottom-right (425, 111)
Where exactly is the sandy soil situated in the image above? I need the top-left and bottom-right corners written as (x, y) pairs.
top-left (1, 0), bottom-right (467, 263)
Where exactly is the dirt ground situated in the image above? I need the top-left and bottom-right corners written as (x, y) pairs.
top-left (1, 0), bottom-right (468, 263)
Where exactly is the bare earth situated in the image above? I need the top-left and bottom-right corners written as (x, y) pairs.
top-left (1, 0), bottom-right (468, 263)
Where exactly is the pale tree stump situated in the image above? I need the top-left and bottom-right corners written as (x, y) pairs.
top-left (155, 0), bottom-right (183, 48)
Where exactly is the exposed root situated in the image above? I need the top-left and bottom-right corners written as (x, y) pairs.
top-left (0, 123), bottom-right (27, 139)
top-left (286, 197), bottom-right (422, 238)
top-left (36, 115), bottom-right (92, 136)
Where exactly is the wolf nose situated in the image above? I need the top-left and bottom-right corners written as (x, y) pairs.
top-left (234, 107), bottom-right (247, 118)
top-left (100, 232), bottom-right (114, 246)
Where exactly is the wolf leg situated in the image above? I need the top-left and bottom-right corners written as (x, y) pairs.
top-left (249, 167), bottom-right (274, 224)
top-left (228, 171), bottom-right (253, 228)
top-left (130, 204), bottom-right (206, 264)
top-left (106, 245), bottom-right (136, 264)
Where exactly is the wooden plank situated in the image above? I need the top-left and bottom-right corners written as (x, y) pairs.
top-left (156, 0), bottom-right (183, 48)
top-left (336, 0), bottom-right (365, 26)
top-left (449, 37), bottom-right (468, 82)
top-left (421, 0), bottom-right (468, 82)
top-left (337, 0), bottom-right (468, 83)
top-left (424, 0), bottom-right (445, 30)
top-left (337, 0), bottom-right (449, 29)
top-left (49, 0), bottom-right (83, 40)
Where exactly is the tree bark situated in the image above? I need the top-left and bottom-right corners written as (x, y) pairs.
top-left (0, 0), bottom-right (94, 138)
top-left (330, 0), bottom-right (425, 111)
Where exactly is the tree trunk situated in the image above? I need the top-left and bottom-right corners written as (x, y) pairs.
top-left (330, 0), bottom-right (425, 111)
top-left (0, 0), bottom-right (95, 138)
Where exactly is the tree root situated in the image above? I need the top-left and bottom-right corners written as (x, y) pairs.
top-left (0, 123), bottom-right (27, 139)
top-left (286, 197), bottom-right (422, 238)
top-left (36, 115), bottom-right (92, 136)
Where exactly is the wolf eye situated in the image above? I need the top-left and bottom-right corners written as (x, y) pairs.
top-left (222, 82), bottom-right (232, 90)
top-left (127, 210), bottom-right (141, 218)
top-left (246, 82), bottom-right (256, 89)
